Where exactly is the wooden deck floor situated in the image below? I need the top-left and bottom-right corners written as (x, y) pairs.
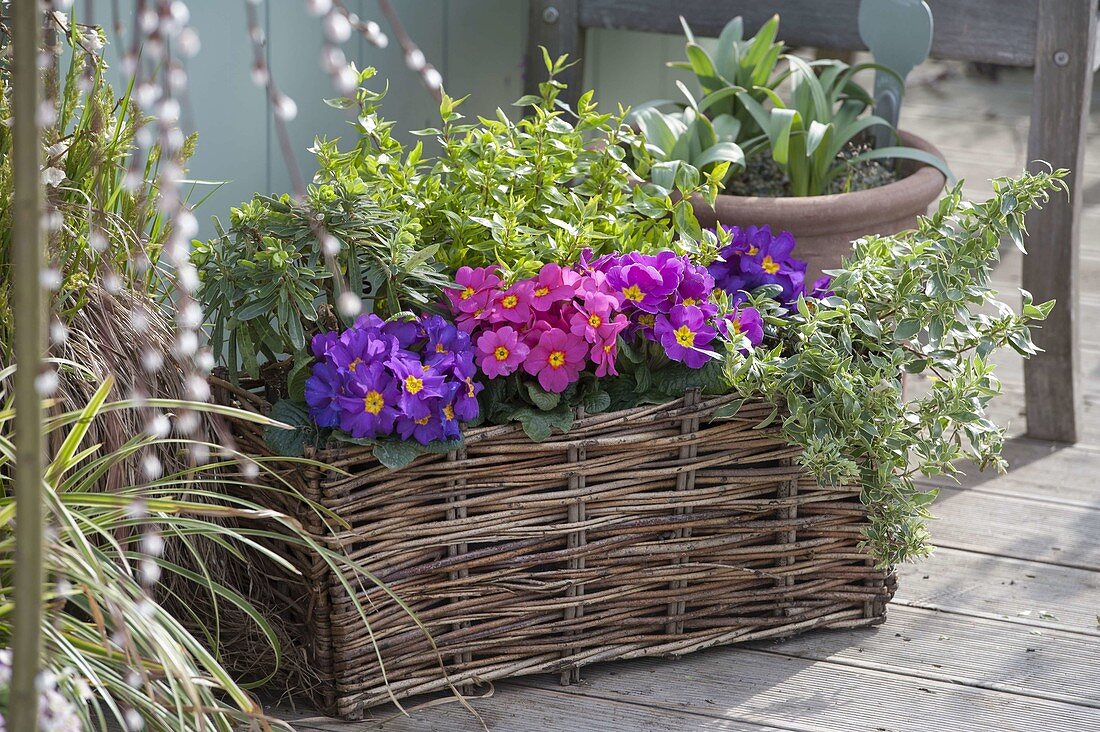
top-left (281, 64), bottom-right (1100, 731)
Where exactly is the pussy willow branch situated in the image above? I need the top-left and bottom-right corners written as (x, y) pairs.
top-left (374, 0), bottom-right (443, 101)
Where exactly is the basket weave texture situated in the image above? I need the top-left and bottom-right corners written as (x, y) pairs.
top-left (213, 379), bottom-right (896, 719)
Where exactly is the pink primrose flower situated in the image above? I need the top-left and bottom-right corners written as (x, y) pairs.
top-left (524, 327), bottom-right (588, 393)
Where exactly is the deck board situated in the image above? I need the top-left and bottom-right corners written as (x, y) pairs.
top-left (274, 60), bottom-right (1100, 732)
top-left (278, 691), bottom-right (790, 731)
top-left (916, 440), bottom-right (1100, 507)
top-left (916, 486), bottom-right (1100, 570)
top-left (749, 605), bottom-right (1100, 707)
top-left (504, 649), bottom-right (1100, 732)
top-left (895, 547), bottom-right (1100, 632)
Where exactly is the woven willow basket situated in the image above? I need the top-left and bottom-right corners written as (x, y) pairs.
top-left (212, 377), bottom-right (896, 719)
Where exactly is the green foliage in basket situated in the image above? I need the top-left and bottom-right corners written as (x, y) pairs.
top-left (0, 19), bottom-right (200, 361)
top-left (726, 169), bottom-right (1065, 565)
top-left (314, 50), bottom-right (725, 282)
top-left (192, 188), bottom-right (448, 382)
top-left (199, 58), bottom-right (729, 383)
top-left (194, 67), bottom-right (452, 382)
top-left (637, 14), bottom-right (953, 197)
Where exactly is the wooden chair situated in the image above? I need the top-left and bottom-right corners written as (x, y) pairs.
top-left (526, 0), bottom-right (1097, 443)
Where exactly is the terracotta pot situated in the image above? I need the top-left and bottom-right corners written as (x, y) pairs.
top-left (692, 131), bottom-right (947, 280)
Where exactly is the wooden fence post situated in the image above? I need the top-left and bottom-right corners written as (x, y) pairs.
top-left (525, 0), bottom-right (584, 110)
top-left (1022, 0), bottom-right (1097, 443)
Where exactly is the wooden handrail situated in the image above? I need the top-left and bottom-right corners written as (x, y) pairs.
top-left (575, 0), bottom-right (1038, 66)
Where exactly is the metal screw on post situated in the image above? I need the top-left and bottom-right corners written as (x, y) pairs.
top-left (1053, 50), bottom-right (1071, 67)
top-left (543, 5), bottom-right (560, 24)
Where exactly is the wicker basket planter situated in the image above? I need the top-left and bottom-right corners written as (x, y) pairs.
top-left (213, 379), bottom-right (895, 720)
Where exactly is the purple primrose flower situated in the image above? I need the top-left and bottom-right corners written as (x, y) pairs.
top-left (654, 304), bottom-right (718, 369)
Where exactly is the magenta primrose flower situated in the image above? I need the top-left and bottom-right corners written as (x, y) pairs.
top-left (590, 341), bottom-right (617, 377)
top-left (606, 251), bottom-right (683, 313)
top-left (590, 316), bottom-right (629, 377)
top-left (476, 326), bottom-right (530, 378)
top-left (491, 280), bottom-right (535, 325)
top-left (568, 289), bottom-right (620, 343)
top-left (455, 303), bottom-right (493, 334)
top-left (447, 265), bottom-right (502, 314)
top-left (655, 304), bottom-right (718, 369)
top-left (530, 262), bottom-right (581, 312)
top-left (524, 327), bottom-right (589, 393)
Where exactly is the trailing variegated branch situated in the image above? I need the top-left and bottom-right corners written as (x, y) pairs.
top-left (727, 168), bottom-right (1067, 565)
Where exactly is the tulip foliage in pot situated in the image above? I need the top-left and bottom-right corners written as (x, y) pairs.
top-left (635, 14), bottom-right (951, 197)
top-left (195, 55), bottom-right (1063, 567)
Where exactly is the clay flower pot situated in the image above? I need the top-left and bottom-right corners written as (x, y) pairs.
top-left (692, 131), bottom-right (947, 280)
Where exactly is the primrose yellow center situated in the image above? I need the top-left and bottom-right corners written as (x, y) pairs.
top-left (362, 391), bottom-right (384, 415)
top-left (762, 255), bottom-right (780, 275)
top-left (748, 245), bottom-right (759, 256)
top-left (443, 404), bottom-right (456, 421)
top-left (622, 285), bottom-right (644, 302)
top-left (466, 378), bottom-right (477, 397)
top-left (474, 308), bottom-right (484, 318)
top-left (348, 357), bottom-right (362, 372)
top-left (435, 343), bottom-right (446, 353)
top-left (494, 345), bottom-right (510, 361)
top-left (404, 375), bottom-right (424, 394)
top-left (415, 416), bottom-right (431, 425)
top-left (587, 313), bottom-right (602, 328)
top-left (501, 294), bottom-right (518, 309)
top-left (460, 286), bottom-right (475, 300)
top-left (548, 350), bottom-right (566, 368)
top-left (603, 344), bottom-right (613, 353)
top-left (673, 325), bottom-right (696, 348)
top-left (732, 319), bottom-right (743, 335)
top-left (638, 313), bottom-right (656, 327)
top-left (534, 286), bottom-right (550, 297)
top-left (682, 298), bottom-right (697, 306)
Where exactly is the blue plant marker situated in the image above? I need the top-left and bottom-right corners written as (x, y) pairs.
top-left (858, 0), bottom-right (934, 148)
